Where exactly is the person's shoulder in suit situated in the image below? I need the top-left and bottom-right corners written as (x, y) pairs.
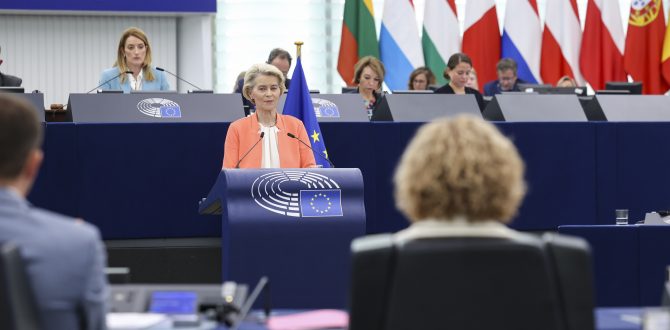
top-left (100, 67), bottom-right (120, 80)
top-left (0, 72), bottom-right (22, 87)
top-left (280, 113), bottom-right (304, 128)
top-left (483, 80), bottom-right (498, 96)
top-left (99, 67), bottom-right (123, 90)
top-left (434, 84), bottom-right (454, 94)
top-left (150, 66), bottom-right (170, 90)
top-left (12, 203), bottom-right (107, 329)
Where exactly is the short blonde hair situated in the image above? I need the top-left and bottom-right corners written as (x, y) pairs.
top-left (394, 115), bottom-right (526, 223)
top-left (353, 56), bottom-right (385, 87)
top-left (242, 63), bottom-right (286, 102)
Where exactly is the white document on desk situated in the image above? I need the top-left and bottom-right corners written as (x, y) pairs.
top-left (107, 313), bottom-right (170, 329)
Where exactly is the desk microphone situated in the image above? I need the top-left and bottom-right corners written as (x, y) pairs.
top-left (286, 132), bottom-right (335, 168)
top-left (236, 132), bottom-right (264, 168)
top-left (87, 70), bottom-right (132, 94)
top-left (156, 67), bottom-right (203, 91)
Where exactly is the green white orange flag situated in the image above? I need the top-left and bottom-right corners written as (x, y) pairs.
top-left (422, 0), bottom-right (460, 86)
top-left (337, 0), bottom-right (379, 86)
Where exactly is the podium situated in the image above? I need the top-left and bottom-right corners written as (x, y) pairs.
top-left (199, 168), bottom-right (366, 308)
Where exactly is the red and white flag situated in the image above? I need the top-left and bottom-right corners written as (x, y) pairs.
top-left (580, 0), bottom-right (626, 90)
top-left (541, 0), bottom-right (583, 86)
top-left (462, 0), bottom-right (500, 91)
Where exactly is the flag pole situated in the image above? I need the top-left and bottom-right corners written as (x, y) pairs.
top-left (294, 41), bottom-right (303, 58)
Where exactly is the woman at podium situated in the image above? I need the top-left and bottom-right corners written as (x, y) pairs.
top-left (222, 63), bottom-right (316, 169)
top-left (434, 53), bottom-right (485, 111)
top-left (98, 27), bottom-right (170, 93)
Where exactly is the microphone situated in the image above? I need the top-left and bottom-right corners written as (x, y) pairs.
top-left (286, 132), bottom-right (335, 168)
top-left (236, 132), bottom-right (264, 168)
top-left (156, 67), bottom-right (204, 91)
top-left (87, 70), bottom-right (132, 94)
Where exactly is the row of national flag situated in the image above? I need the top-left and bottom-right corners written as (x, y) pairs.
top-left (337, 0), bottom-right (670, 94)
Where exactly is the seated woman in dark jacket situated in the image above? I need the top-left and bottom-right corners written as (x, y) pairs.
top-left (434, 53), bottom-right (485, 111)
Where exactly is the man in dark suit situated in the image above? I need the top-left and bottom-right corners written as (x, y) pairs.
top-left (483, 58), bottom-right (525, 96)
top-left (0, 46), bottom-right (22, 87)
top-left (235, 48), bottom-right (293, 114)
top-left (0, 94), bottom-right (107, 330)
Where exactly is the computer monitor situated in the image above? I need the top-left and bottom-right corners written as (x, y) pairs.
top-left (595, 90), bottom-right (629, 95)
top-left (341, 87), bottom-right (357, 93)
top-left (605, 81), bottom-right (642, 95)
top-left (0, 86), bottom-right (25, 93)
top-left (517, 83), bottom-right (551, 92)
top-left (529, 86), bottom-right (587, 96)
top-left (129, 90), bottom-right (178, 94)
top-left (391, 90), bottom-right (434, 94)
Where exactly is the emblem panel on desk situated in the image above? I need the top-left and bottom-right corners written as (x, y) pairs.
top-left (67, 93), bottom-right (244, 123)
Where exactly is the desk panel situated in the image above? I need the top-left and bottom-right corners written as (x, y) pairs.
top-left (29, 122), bottom-right (670, 238)
top-left (75, 123), bottom-right (226, 238)
top-left (638, 226), bottom-right (670, 305)
top-left (559, 225), bottom-right (640, 307)
top-left (613, 123), bottom-right (670, 223)
top-left (499, 123), bottom-right (597, 229)
top-left (29, 123), bottom-right (78, 216)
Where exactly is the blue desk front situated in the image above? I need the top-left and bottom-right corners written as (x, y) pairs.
top-left (559, 225), bottom-right (670, 307)
top-left (28, 122), bottom-right (670, 239)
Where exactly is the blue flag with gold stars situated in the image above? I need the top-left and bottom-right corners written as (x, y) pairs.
top-left (282, 57), bottom-right (331, 168)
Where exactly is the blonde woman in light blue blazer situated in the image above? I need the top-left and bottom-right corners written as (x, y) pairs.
top-left (98, 27), bottom-right (170, 93)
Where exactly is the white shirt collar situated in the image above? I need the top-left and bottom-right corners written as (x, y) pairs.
top-left (394, 217), bottom-right (525, 244)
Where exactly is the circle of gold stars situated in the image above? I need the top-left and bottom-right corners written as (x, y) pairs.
top-left (310, 193), bottom-right (332, 214)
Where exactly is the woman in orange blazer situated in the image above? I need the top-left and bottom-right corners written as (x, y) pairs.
top-left (222, 63), bottom-right (316, 169)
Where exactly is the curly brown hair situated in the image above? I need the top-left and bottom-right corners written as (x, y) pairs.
top-left (394, 115), bottom-right (526, 223)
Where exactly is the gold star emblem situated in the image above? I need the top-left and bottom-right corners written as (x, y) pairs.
top-left (323, 150), bottom-right (328, 159)
top-left (311, 130), bottom-right (320, 143)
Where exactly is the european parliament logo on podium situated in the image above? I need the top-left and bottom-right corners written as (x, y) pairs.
top-left (136, 98), bottom-right (182, 118)
top-left (250, 170), bottom-right (343, 218)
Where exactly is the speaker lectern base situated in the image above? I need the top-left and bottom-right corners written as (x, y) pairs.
top-left (199, 168), bottom-right (366, 308)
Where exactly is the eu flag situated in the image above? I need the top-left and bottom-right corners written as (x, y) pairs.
top-left (282, 57), bottom-right (331, 167)
top-left (299, 189), bottom-right (343, 217)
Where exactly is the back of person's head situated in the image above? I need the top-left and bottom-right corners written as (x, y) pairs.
top-left (115, 27), bottom-right (154, 81)
top-left (556, 75), bottom-right (576, 87)
top-left (408, 67), bottom-right (436, 90)
top-left (394, 115), bottom-right (526, 223)
top-left (496, 58), bottom-right (518, 75)
top-left (266, 48), bottom-right (293, 68)
top-left (242, 63), bottom-right (286, 101)
top-left (353, 56), bottom-right (385, 85)
top-left (444, 53), bottom-right (473, 79)
top-left (0, 94), bottom-right (42, 181)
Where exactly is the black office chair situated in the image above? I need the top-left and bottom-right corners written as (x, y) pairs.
top-left (0, 242), bottom-right (41, 330)
top-left (348, 232), bottom-right (594, 330)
